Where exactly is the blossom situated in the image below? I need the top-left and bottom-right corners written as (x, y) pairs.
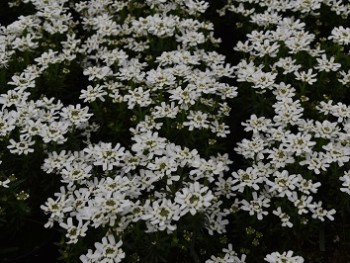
top-left (143, 198), bottom-right (181, 233)
top-left (242, 114), bottom-right (272, 134)
top-left (338, 70), bottom-right (350, 85)
top-left (59, 217), bottom-right (89, 244)
top-left (266, 170), bottom-right (301, 198)
top-left (328, 26), bottom-right (350, 45)
top-left (60, 104), bottom-right (93, 127)
top-left (240, 192), bottom-right (270, 220)
top-left (309, 201), bottom-right (336, 221)
top-left (183, 110), bottom-right (209, 131)
top-left (264, 250), bottom-right (304, 263)
top-left (123, 87), bottom-right (153, 109)
top-left (84, 142), bottom-right (126, 171)
top-left (175, 182), bottom-right (214, 216)
top-left (231, 167), bottom-right (264, 192)
top-left (7, 135), bottom-right (35, 155)
top-left (274, 57), bottom-right (301, 74)
top-left (168, 85), bottom-right (200, 109)
top-left (79, 85), bottom-right (107, 103)
top-left (205, 243), bottom-right (246, 263)
top-left (314, 54), bottom-right (341, 72)
top-left (84, 235), bottom-right (125, 263)
top-left (294, 69), bottom-right (317, 85)
top-left (273, 207), bottom-right (293, 228)
top-left (60, 162), bottom-right (92, 183)
top-left (266, 146), bottom-right (295, 168)
top-left (299, 152), bottom-right (330, 174)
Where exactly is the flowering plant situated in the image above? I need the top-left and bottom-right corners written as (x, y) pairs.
top-left (1, 0), bottom-right (350, 262)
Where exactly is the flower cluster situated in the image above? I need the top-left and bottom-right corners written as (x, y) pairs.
top-left (220, 0), bottom-right (350, 258)
top-left (1, 0), bottom-right (238, 261)
top-left (1, 0), bottom-right (350, 261)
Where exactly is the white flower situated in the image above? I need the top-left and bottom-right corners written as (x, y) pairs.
top-left (328, 26), bottom-right (350, 45)
top-left (176, 30), bottom-right (206, 47)
top-left (60, 104), bottom-right (93, 127)
top-left (252, 39), bottom-right (280, 57)
top-left (146, 68), bottom-right (176, 88)
top-left (168, 85), bottom-right (200, 109)
top-left (309, 201), bottom-right (336, 222)
top-left (282, 132), bottom-right (315, 156)
top-left (41, 121), bottom-right (69, 144)
top-left (329, 102), bottom-right (350, 122)
top-left (60, 162), bottom-right (92, 183)
top-left (273, 57), bottom-right (301, 75)
top-left (242, 114), bottom-right (272, 134)
top-left (143, 198), bottom-right (181, 233)
top-left (0, 109), bottom-right (17, 136)
top-left (147, 155), bottom-right (178, 177)
top-left (264, 250), bottom-right (304, 263)
top-left (185, 0), bottom-right (209, 14)
top-left (266, 146), bottom-right (295, 168)
top-left (84, 142), bottom-right (126, 171)
top-left (206, 243), bottom-right (247, 262)
top-left (175, 182), bottom-right (214, 216)
top-left (250, 71), bottom-right (277, 90)
top-left (267, 170), bottom-right (301, 198)
top-left (294, 69), bottom-right (317, 85)
top-left (183, 110), bottom-right (209, 131)
top-left (0, 89), bottom-right (30, 108)
top-left (299, 152), bottom-right (330, 174)
top-left (41, 195), bottom-right (73, 227)
top-left (313, 120), bottom-right (339, 139)
top-left (190, 157), bottom-right (226, 182)
top-left (174, 146), bottom-right (200, 167)
top-left (210, 120), bottom-right (230, 138)
top-left (273, 98), bottom-right (304, 126)
top-left (7, 135), bottom-right (35, 155)
top-left (231, 167), bottom-right (263, 193)
top-left (92, 235), bottom-right (125, 263)
top-left (60, 217), bottom-right (89, 244)
top-left (123, 87), bottom-right (152, 109)
top-left (83, 66), bottom-right (112, 81)
top-left (273, 207), bottom-right (293, 228)
top-left (235, 136), bottom-right (267, 160)
top-left (338, 70), bottom-right (350, 85)
top-left (240, 192), bottom-right (270, 220)
top-left (80, 85), bottom-right (107, 103)
top-left (7, 72), bottom-right (36, 90)
top-left (34, 49), bottom-right (59, 68)
top-left (288, 193), bottom-right (314, 215)
top-left (314, 54), bottom-right (341, 72)
top-left (41, 150), bottom-right (71, 174)
top-left (316, 100), bottom-right (334, 115)
top-left (297, 178), bottom-right (321, 195)
top-left (151, 102), bottom-right (179, 119)
top-left (322, 142), bottom-right (350, 166)
top-left (131, 131), bottom-right (166, 158)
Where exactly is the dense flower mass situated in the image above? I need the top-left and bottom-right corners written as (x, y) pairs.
top-left (1, 0), bottom-right (350, 262)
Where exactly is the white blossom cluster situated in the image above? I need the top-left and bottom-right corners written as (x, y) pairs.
top-left (0, 0), bottom-right (239, 262)
top-left (1, 0), bottom-right (350, 261)
top-left (220, 0), bottom-right (350, 258)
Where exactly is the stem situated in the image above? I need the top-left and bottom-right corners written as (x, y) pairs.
top-left (190, 231), bottom-right (200, 263)
top-left (319, 223), bottom-right (325, 252)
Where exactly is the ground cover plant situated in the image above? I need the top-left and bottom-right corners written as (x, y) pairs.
top-left (1, 0), bottom-right (350, 262)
